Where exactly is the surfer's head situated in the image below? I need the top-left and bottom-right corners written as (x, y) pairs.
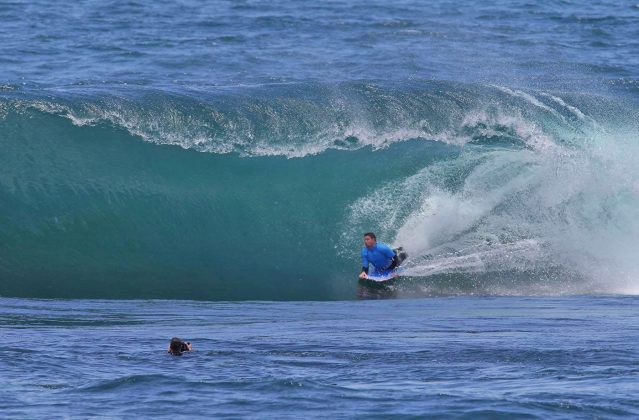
top-left (168, 337), bottom-right (191, 356)
top-left (364, 232), bottom-right (377, 248)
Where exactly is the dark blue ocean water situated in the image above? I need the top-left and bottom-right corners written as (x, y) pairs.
top-left (2, 296), bottom-right (639, 418)
top-left (2, 0), bottom-right (639, 417)
top-left (2, 0), bottom-right (639, 89)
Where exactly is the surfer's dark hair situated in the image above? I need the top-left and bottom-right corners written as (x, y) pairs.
top-left (364, 232), bottom-right (376, 240)
top-left (169, 337), bottom-right (186, 356)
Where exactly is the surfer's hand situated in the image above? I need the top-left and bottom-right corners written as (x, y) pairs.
top-left (359, 271), bottom-right (367, 279)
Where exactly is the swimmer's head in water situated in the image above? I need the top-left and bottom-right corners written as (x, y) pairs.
top-left (168, 337), bottom-right (191, 356)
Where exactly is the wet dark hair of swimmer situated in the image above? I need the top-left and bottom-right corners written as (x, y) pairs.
top-left (168, 337), bottom-right (192, 356)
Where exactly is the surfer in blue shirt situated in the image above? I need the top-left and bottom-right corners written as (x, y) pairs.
top-left (358, 232), bottom-right (405, 279)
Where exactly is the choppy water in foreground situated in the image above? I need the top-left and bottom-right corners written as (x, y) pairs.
top-left (2, 296), bottom-right (638, 418)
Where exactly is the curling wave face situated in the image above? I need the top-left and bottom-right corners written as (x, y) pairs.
top-left (1, 81), bottom-right (638, 299)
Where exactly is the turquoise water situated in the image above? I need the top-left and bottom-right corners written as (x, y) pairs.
top-left (2, 82), bottom-right (639, 299)
top-left (2, 0), bottom-right (639, 417)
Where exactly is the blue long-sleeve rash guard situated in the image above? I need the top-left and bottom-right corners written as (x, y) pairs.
top-left (361, 243), bottom-right (396, 274)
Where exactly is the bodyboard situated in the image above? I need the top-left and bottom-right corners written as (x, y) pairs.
top-left (364, 267), bottom-right (406, 282)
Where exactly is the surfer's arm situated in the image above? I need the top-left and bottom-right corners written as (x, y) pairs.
top-left (360, 249), bottom-right (369, 278)
top-left (361, 249), bottom-right (369, 269)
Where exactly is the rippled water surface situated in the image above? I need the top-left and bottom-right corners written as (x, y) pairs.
top-left (2, 297), bottom-right (639, 418)
top-left (2, 0), bottom-right (638, 87)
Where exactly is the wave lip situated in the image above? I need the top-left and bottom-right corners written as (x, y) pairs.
top-left (3, 80), bottom-right (611, 158)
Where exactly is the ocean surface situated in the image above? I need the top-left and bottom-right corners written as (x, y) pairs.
top-left (3, 296), bottom-right (639, 418)
top-left (2, 0), bottom-right (639, 417)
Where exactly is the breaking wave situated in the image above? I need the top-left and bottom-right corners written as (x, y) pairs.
top-left (1, 80), bottom-right (638, 299)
